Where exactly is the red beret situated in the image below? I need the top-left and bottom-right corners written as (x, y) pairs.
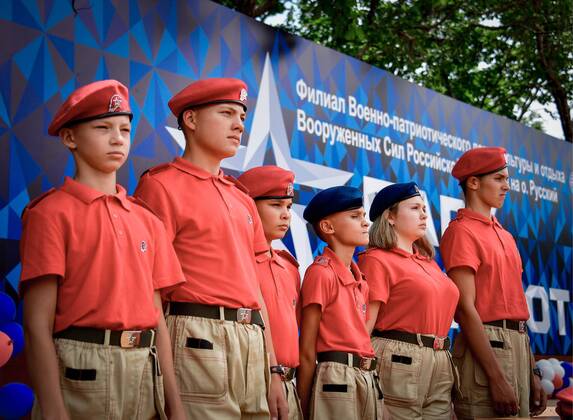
top-left (238, 166), bottom-right (295, 199)
top-left (452, 147), bottom-right (507, 182)
top-left (48, 79), bottom-right (132, 136)
top-left (168, 78), bottom-right (248, 118)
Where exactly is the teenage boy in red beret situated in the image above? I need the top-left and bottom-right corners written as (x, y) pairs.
top-left (21, 80), bottom-right (186, 419)
top-left (135, 78), bottom-right (288, 419)
top-left (238, 165), bottom-right (303, 420)
top-left (440, 146), bottom-right (546, 419)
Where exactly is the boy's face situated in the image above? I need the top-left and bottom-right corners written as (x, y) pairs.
top-left (388, 196), bottom-right (427, 242)
top-left (62, 115), bottom-right (131, 174)
top-left (469, 167), bottom-right (510, 209)
top-left (323, 207), bottom-right (369, 247)
top-left (186, 103), bottom-right (246, 160)
top-left (255, 198), bottom-right (293, 242)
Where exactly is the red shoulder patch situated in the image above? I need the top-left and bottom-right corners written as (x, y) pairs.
top-left (276, 249), bottom-right (299, 268)
top-left (314, 255), bottom-right (330, 266)
top-left (22, 188), bottom-right (57, 217)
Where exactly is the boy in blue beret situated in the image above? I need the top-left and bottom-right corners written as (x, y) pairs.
top-left (297, 186), bottom-right (384, 419)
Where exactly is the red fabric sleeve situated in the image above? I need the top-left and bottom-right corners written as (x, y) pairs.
top-left (358, 253), bottom-right (391, 304)
top-left (135, 175), bottom-right (177, 242)
top-left (440, 224), bottom-right (481, 274)
top-left (20, 208), bottom-right (66, 284)
top-left (301, 264), bottom-right (335, 312)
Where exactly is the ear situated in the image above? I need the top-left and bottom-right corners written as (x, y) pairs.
top-left (384, 212), bottom-right (395, 227)
top-left (465, 175), bottom-right (480, 192)
top-left (60, 128), bottom-right (77, 151)
top-left (318, 218), bottom-right (335, 236)
top-left (181, 109), bottom-right (197, 131)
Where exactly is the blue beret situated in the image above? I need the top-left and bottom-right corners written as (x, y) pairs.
top-left (303, 186), bottom-right (363, 224)
top-left (369, 182), bottom-right (421, 221)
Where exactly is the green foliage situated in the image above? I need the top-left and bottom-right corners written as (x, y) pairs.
top-left (215, 0), bottom-right (572, 140)
top-left (214, 0), bottom-right (286, 21)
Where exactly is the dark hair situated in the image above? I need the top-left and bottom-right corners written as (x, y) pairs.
top-left (312, 222), bottom-right (326, 242)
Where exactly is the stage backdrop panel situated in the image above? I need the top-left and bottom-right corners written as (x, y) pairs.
top-left (0, 0), bottom-right (571, 355)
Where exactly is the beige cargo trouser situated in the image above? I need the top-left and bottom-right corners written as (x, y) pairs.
top-left (284, 377), bottom-right (303, 420)
top-left (32, 338), bottom-right (165, 420)
top-left (452, 325), bottom-right (532, 419)
top-left (309, 361), bottom-right (384, 420)
top-left (167, 314), bottom-right (270, 419)
top-left (372, 336), bottom-right (455, 420)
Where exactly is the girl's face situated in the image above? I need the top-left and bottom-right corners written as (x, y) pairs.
top-left (388, 195), bottom-right (428, 243)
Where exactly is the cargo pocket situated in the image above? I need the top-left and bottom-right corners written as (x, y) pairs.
top-left (174, 320), bottom-right (228, 401)
top-left (55, 340), bottom-right (110, 419)
top-left (312, 364), bottom-right (356, 420)
top-left (471, 331), bottom-right (515, 406)
top-left (381, 345), bottom-right (421, 406)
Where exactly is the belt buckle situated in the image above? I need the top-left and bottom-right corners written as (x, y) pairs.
top-left (237, 308), bottom-right (252, 324)
top-left (284, 367), bottom-right (295, 381)
top-left (120, 330), bottom-right (142, 348)
top-left (359, 357), bottom-right (374, 370)
top-left (433, 336), bottom-right (445, 350)
top-left (518, 321), bottom-right (526, 333)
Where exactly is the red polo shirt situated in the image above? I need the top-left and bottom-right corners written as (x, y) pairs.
top-left (301, 247), bottom-right (375, 358)
top-left (256, 249), bottom-right (300, 368)
top-left (358, 247), bottom-right (459, 337)
top-left (440, 208), bottom-right (529, 322)
top-left (19, 177), bottom-right (185, 332)
top-left (135, 157), bottom-right (268, 309)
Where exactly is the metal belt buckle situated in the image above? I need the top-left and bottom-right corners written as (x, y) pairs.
top-left (518, 321), bottom-right (526, 333)
top-left (120, 330), bottom-right (142, 348)
top-left (284, 367), bottom-right (295, 381)
top-left (433, 336), bottom-right (445, 350)
top-left (237, 308), bottom-right (252, 324)
top-left (360, 357), bottom-right (374, 370)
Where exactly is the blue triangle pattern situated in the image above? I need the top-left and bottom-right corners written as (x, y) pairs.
top-left (13, 0), bottom-right (41, 30)
top-left (106, 32), bottom-right (129, 57)
top-left (0, 1), bottom-right (12, 20)
top-left (14, 36), bottom-right (43, 80)
top-left (5, 263), bottom-right (21, 292)
top-left (9, 188), bottom-right (30, 217)
top-left (9, 135), bottom-right (42, 199)
top-left (7, 206), bottom-right (22, 240)
top-left (48, 34), bottom-right (74, 70)
top-left (95, 56), bottom-right (109, 80)
top-left (43, 38), bottom-right (59, 100)
top-left (74, 16), bottom-right (99, 49)
top-left (46, 0), bottom-right (70, 29)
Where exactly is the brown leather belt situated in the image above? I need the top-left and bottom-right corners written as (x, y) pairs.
top-left (484, 319), bottom-right (527, 333)
top-left (168, 302), bottom-right (264, 328)
top-left (317, 351), bottom-right (377, 371)
top-left (54, 326), bottom-right (156, 348)
top-left (372, 329), bottom-right (450, 350)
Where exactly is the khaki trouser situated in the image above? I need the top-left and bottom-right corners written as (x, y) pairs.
top-left (167, 314), bottom-right (270, 419)
top-left (452, 325), bottom-right (532, 419)
top-left (310, 361), bottom-right (384, 420)
top-left (32, 338), bottom-right (165, 420)
top-left (284, 378), bottom-right (303, 420)
top-left (372, 337), bottom-right (454, 420)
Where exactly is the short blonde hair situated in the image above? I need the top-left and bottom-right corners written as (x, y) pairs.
top-left (368, 203), bottom-right (435, 258)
